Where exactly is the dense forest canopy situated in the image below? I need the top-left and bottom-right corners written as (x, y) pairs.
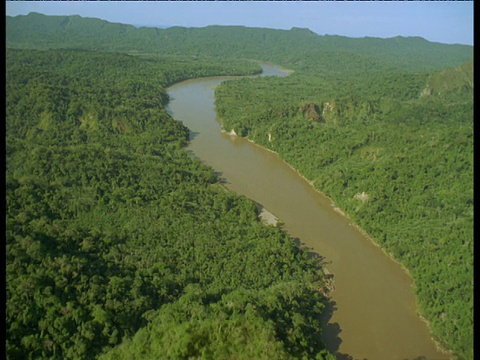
top-left (6, 12), bottom-right (473, 360)
top-left (6, 48), bottom-right (334, 359)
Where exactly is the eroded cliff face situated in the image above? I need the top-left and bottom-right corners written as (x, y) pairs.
top-left (300, 102), bottom-right (324, 123)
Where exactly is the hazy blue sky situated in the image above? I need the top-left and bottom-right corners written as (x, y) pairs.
top-left (6, 1), bottom-right (474, 46)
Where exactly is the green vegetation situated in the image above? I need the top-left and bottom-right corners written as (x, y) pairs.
top-left (6, 11), bottom-right (473, 360)
top-left (215, 60), bottom-right (473, 359)
top-left (6, 49), bottom-right (332, 359)
top-left (7, 12), bottom-right (472, 72)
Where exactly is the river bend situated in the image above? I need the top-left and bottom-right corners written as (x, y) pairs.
top-left (166, 64), bottom-right (449, 360)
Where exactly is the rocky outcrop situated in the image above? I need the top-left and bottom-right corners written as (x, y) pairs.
top-left (300, 102), bottom-right (324, 123)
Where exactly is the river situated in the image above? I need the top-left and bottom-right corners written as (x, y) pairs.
top-left (166, 64), bottom-right (450, 360)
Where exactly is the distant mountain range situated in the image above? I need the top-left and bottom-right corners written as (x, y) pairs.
top-left (132, 23), bottom-right (170, 29)
top-left (6, 12), bottom-right (473, 73)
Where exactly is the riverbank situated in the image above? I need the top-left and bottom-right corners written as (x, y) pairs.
top-left (257, 206), bottom-right (279, 226)
top-left (166, 67), bottom-right (454, 359)
top-left (220, 118), bottom-right (454, 358)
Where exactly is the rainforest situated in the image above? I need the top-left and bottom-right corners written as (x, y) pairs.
top-left (6, 12), bottom-right (473, 360)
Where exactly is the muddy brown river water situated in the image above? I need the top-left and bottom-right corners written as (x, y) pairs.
top-left (166, 64), bottom-right (450, 360)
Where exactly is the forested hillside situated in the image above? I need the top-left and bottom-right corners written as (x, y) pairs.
top-left (6, 12), bottom-right (473, 72)
top-left (6, 49), bottom-right (333, 359)
top-left (6, 12), bottom-right (473, 360)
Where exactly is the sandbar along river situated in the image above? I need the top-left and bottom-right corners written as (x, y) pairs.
top-left (166, 64), bottom-right (450, 360)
